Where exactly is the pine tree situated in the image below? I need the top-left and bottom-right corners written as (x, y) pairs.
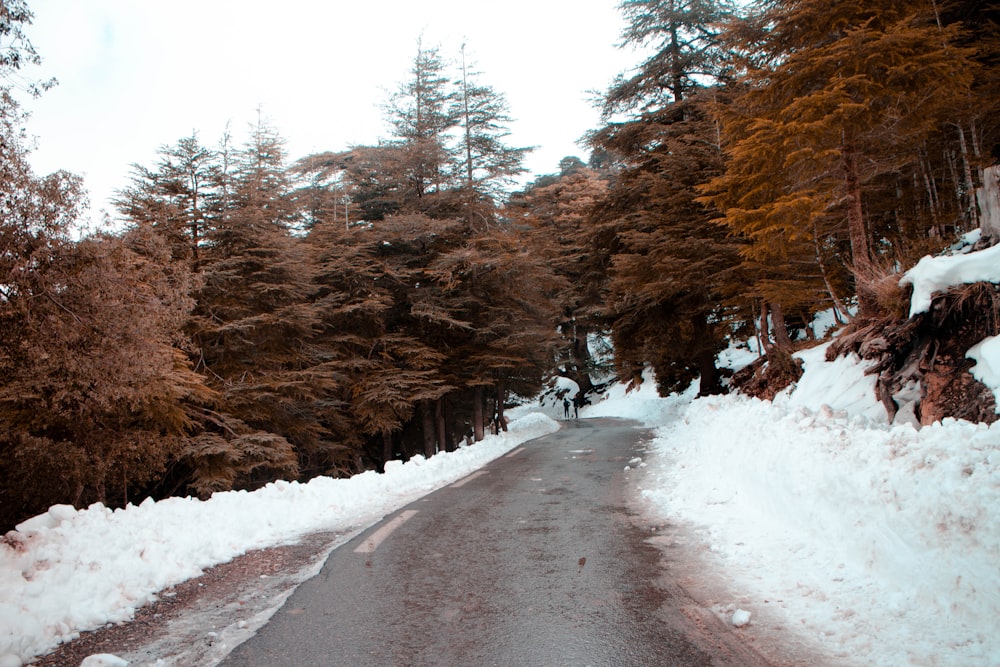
top-left (453, 44), bottom-right (530, 229)
top-left (115, 133), bottom-right (218, 265)
top-left (0, 223), bottom-right (219, 526)
top-left (512, 162), bottom-right (609, 394)
top-left (307, 213), bottom-right (463, 465)
top-left (591, 0), bottom-right (744, 395)
top-left (186, 116), bottom-right (317, 487)
top-left (712, 0), bottom-right (978, 316)
top-left (293, 145), bottom-right (408, 223)
top-left (699, 83), bottom-right (854, 339)
top-left (604, 0), bottom-right (736, 114)
top-left (595, 93), bottom-right (745, 395)
top-left (423, 227), bottom-right (562, 438)
top-left (0, 4), bottom-right (207, 527)
top-left (384, 38), bottom-right (459, 212)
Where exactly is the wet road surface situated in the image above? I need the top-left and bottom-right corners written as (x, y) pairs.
top-left (220, 418), bottom-right (772, 666)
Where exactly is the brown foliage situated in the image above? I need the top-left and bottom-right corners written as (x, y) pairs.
top-left (0, 228), bottom-right (210, 529)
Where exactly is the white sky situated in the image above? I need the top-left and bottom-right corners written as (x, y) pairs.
top-left (19, 0), bottom-right (639, 219)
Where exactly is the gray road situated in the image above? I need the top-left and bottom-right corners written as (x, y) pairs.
top-left (220, 418), bottom-right (772, 667)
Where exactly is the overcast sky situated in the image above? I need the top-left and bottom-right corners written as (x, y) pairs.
top-left (20, 0), bottom-right (640, 220)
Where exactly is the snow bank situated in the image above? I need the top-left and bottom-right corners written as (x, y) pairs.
top-left (779, 342), bottom-right (886, 423)
top-left (0, 413), bottom-right (559, 665)
top-left (634, 341), bottom-right (1000, 666)
top-left (900, 242), bottom-right (1000, 317)
top-left (583, 369), bottom-right (695, 425)
top-left (895, 239), bottom-right (1000, 410)
top-left (968, 335), bottom-right (1000, 413)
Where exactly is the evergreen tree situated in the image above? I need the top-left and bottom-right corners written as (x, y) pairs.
top-left (0, 1), bottom-right (217, 527)
top-left (115, 133), bottom-right (218, 265)
top-left (513, 162), bottom-right (609, 394)
top-left (293, 145), bottom-right (406, 223)
top-left (423, 227), bottom-right (562, 439)
top-left (604, 0), bottom-right (736, 114)
top-left (595, 93), bottom-right (745, 395)
top-left (186, 116), bottom-right (318, 488)
top-left (591, 0), bottom-right (743, 395)
top-left (384, 38), bottom-right (459, 211)
top-left (307, 213), bottom-right (464, 465)
top-left (453, 44), bottom-right (530, 229)
top-left (711, 0), bottom-right (978, 316)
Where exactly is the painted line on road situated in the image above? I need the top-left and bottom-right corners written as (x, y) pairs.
top-left (505, 447), bottom-right (525, 458)
top-left (353, 510), bottom-right (418, 554)
top-left (449, 470), bottom-right (488, 488)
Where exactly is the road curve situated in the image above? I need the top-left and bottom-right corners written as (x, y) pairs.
top-left (220, 418), bottom-right (772, 666)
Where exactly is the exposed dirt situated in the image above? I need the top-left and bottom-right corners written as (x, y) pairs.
top-left (29, 531), bottom-right (352, 667)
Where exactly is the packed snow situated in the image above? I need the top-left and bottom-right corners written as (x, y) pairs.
top-left (3, 242), bottom-right (1000, 666)
top-left (969, 335), bottom-right (1000, 412)
top-left (900, 232), bottom-right (1000, 316)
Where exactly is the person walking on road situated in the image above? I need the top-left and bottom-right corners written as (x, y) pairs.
top-left (563, 397), bottom-right (571, 419)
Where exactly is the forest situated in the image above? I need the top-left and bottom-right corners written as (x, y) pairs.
top-left (2, 0), bottom-right (999, 531)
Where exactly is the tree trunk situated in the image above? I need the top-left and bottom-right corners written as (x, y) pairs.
top-left (420, 399), bottom-right (436, 458)
top-left (697, 347), bottom-right (720, 396)
top-left (495, 379), bottom-right (508, 432)
top-left (919, 149), bottom-right (941, 229)
top-left (956, 122), bottom-right (978, 228)
top-left (381, 432), bottom-right (393, 470)
top-left (841, 141), bottom-right (877, 315)
top-left (435, 397), bottom-right (454, 453)
top-left (758, 302), bottom-right (773, 355)
top-left (977, 165), bottom-right (1000, 245)
top-left (570, 320), bottom-right (594, 394)
top-left (460, 44), bottom-right (476, 231)
top-left (669, 19), bottom-right (684, 105)
top-left (770, 302), bottom-right (793, 350)
top-left (691, 314), bottom-right (720, 396)
top-left (472, 385), bottom-right (485, 442)
top-left (811, 218), bottom-right (851, 323)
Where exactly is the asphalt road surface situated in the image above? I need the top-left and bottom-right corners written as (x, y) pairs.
top-left (220, 418), bottom-right (773, 667)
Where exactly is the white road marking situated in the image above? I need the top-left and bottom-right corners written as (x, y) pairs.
top-left (505, 447), bottom-right (525, 458)
top-left (449, 470), bottom-right (488, 488)
top-left (353, 510), bottom-right (418, 554)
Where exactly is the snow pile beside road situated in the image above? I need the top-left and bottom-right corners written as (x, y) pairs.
top-left (644, 394), bottom-right (999, 665)
top-left (619, 241), bottom-right (1000, 665)
top-left (627, 345), bottom-right (1000, 666)
top-left (0, 413), bottom-right (559, 666)
top-left (584, 369), bottom-right (696, 425)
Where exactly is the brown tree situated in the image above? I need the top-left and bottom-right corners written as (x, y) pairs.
top-left (513, 162), bottom-right (609, 394)
top-left (710, 0), bottom-right (979, 316)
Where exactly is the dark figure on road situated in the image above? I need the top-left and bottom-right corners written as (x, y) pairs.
top-left (572, 394), bottom-right (581, 418)
top-left (563, 397), bottom-right (571, 419)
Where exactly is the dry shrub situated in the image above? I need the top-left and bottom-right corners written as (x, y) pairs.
top-left (854, 258), bottom-right (911, 321)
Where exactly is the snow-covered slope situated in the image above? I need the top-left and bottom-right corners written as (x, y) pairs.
top-left (583, 240), bottom-right (1000, 666)
top-left (604, 357), bottom-right (999, 666)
